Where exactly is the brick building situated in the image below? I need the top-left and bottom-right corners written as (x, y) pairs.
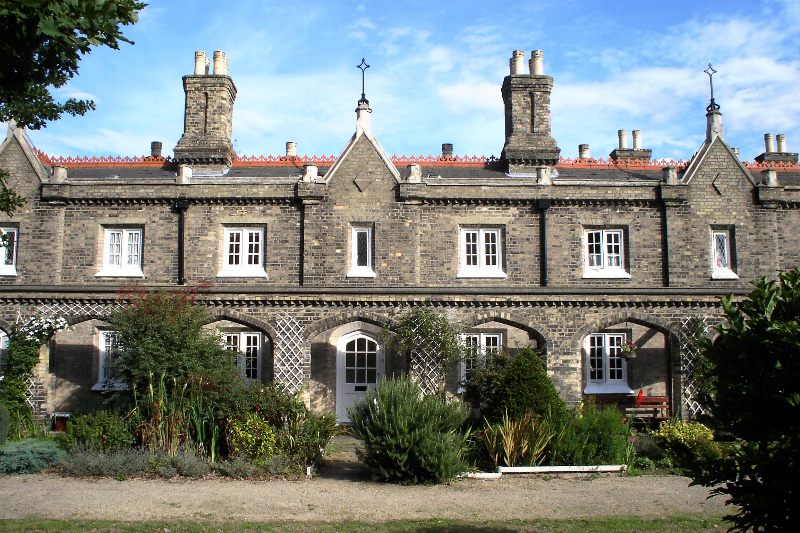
top-left (1, 49), bottom-right (798, 423)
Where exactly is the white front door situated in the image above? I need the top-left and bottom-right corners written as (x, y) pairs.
top-left (336, 332), bottom-right (384, 423)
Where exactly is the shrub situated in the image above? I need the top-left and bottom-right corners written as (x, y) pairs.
top-left (226, 412), bottom-right (277, 465)
top-left (481, 411), bottom-right (554, 467)
top-left (691, 270), bottom-right (800, 531)
top-left (0, 402), bottom-right (9, 445)
top-left (549, 403), bottom-right (633, 466)
top-left (61, 446), bottom-right (151, 479)
top-left (279, 408), bottom-right (338, 466)
top-left (108, 289), bottom-right (237, 392)
top-left (349, 377), bottom-right (469, 484)
top-left (0, 438), bottom-right (66, 473)
top-left (212, 457), bottom-right (260, 479)
top-left (464, 347), bottom-right (566, 424)
top-left (650, 419), bottom-right (727, 475)
top-left (62, 410), bottom-right (133, 452)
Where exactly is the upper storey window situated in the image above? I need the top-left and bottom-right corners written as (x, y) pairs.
top-left (583, 228), bottom-right (630, 279)
top-left (0, 227), bottom-right (18, 276)
top-left (218, 227), bottom-right (267, 278)
top-left (711, 228), bottom-right (738, 279)
top-left (458, 228), bottom-right (506, 278)
top-left (97, 227), bottom-right (143, 277)
top-left (347, 225), bottom-right (375, 278)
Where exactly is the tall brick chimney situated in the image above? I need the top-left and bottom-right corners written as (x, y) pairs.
top-left (173, 50), bottom-right (237, 171)
top-left (501, 49), bottom-right (560, 174)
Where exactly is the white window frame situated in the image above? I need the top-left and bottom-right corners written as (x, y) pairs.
top-left (0, 330), bottom-right (8, 376)
top-left (582, 228), bottom-right (630, 279)
top-left (458, 227), bottom-right (506, 278)
top-left (0, 227), bottom-right (18, 276)
top-left (584, 332), bottom-right (632, 394)
top-left (223, 331), bottom-right (263, 381)
top-left (347, 225), bottom-right (376, 278)
top-left (711, 228), bottom-right (738, 279)
top-left (96, 227), bottom-right (144, 277)
top-left (93, 330), bottom-right (127, 390)
top-left (218, 226), bottom-right (267, 278)
top-left (459, 332), bottom-right (503, 385)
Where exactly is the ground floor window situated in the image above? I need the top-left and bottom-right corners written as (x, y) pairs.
top-left (584, 332), bottom-right (631, 394)
top-left (223, 331), bottom-right (262, 381)
top-left (94, 330), bottom-right (126, 390)
top-left (460, 332), bottom-right (502, 381)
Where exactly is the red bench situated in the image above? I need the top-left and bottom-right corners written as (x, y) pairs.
top-left (625, 389), bottom-right (670, 423)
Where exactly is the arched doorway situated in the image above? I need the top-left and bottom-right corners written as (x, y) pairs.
top-left (336, 331), bottom-right (384, 423)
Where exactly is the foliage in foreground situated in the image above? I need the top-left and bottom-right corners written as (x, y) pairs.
top-left (61, 410), bottom-right (133, 452)
top-left (692, 269), bottom-right (800, 531)
top-left (349, 377), bottom-right (469, 484)
top-left (549, 402), bottom-right (634, 466)
top-left (0, 438), bottom-right (66, 473)
top-left (463, 347), bottom-right (567, 424)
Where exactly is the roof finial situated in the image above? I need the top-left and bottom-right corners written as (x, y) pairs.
top-left (357, 58), bottom-right (370, 104)
top-left (704, 63), bottom-right (720, 112)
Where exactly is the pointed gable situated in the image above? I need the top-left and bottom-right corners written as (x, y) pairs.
top-left (0, 125), bottom-right (51, 185)
top-left (682, 136), bottom-right (757, 209)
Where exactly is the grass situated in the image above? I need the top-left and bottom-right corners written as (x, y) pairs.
top-left (0, 515), bottom-right (730, 532)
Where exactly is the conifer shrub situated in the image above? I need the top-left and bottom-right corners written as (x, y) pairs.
top-left (463, 347), bottom-right (566, 424)
top-left (0, 438), bottom-right (66, 473)
top-left (349, 377), bottom-right (469, 484)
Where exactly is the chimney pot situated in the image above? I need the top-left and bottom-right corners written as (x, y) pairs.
top-left (286, 141), bottom-right (297, 158)
top-left (762, 168), bottom-right (779, 187)
top-left (536, 166), bottom-right (551, 185)
top-left (194, 51), bottom-right (207, 75)
top-left (632, 129), bottom-right (642, 150)
top-left (764, 133), bottom-right (776, 153)
top-left (662, 166), bottom-right (678, 185)
top-left (529, 50), bottom-right (544, 76)
top-left (302, 164), bottom-right (318, 183)
top-left (213, 50), bottom-right (228, 75)
top-left (732, 147), bottom-right (740, 159)
top-left (777, 134), bottom-right (788, 153)
top-left (177, 164), bottom-right (192, 185)
top-left (618, 129), bottom-right (628, 150)
top-left (578, 144), bottom-right (590, 159)
top-left (510, 50), bottom-right (525, 75)
top-left (442, 143), bottom-right (454, 158)
top-left (150, 141), bottom-right (163, 158)
top-left (52, 165), bottom-right (67, 183)
top-left (408, 164), bottom-right (422, 183)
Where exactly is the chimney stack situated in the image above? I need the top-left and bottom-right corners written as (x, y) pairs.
top-left (442, 143), bottom-right (454, 159)
top-left (286, 141), bottom-right (297, 158)
top-left (610, 128), bottom-right (652, 161)
top-left (578, 144), bottom-right (590, 159)
top-left (756, 133), bottom-right (798, 164)
top-left (150, 141), bottom-right (162, 158)
top-left (173, 49), bottom-right (238, 170)
top-left (501, 49), bottom-right (560, 173)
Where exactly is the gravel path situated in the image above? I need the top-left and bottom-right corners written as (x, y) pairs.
top-left (0, 473), bottom-right (727, 522)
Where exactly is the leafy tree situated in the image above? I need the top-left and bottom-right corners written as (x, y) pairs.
top-left (0, 0), bottom-right (144, 129)
top-left (108, 290), bottom-right (236, 392)
top-left (0, 0), bottom-right (145, 216)
top-left (692, 269), bottom-right (800, 531)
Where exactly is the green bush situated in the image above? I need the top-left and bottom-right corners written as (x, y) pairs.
top-left (350, 377), bottom-right (469, 484)
top-left (463, 347), bottom-right (566, 424)
top-left (691, 270), bottom-right (800, 531)
top-left (226, 413), bottom-right (277, 464)
top-left (650, 419), bottom-right (727, 475)
top-left (481, 410), bottom-right (554, 467)
top-left (211, 457), bottom-right (260, 479)
top-left (549, 403), bottom-right (633, 466)
top-left (63, 410), bottom-right (133, 452)
top-left (279, 408), bottom-right (338, 466)
top-left (0, 402), bottom-right (9, 445)
top-left (0, 438), bottom-right (66, 473)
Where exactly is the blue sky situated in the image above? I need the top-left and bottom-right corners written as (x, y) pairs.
top-left (26, 0), bottom-right (800, 163)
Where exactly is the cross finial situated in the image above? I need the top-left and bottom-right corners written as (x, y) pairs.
top-left (704, 63), bottom-right (720, 112)
top-left (357, 58), bottom-right (370, 104)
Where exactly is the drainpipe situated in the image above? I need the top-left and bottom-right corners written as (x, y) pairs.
top-left (172, 199), bottom-right (189, 285)
top-left (537, 199), bottom-right (551, 286)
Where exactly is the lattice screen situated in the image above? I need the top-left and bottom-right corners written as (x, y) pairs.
top-left (407, 321), bottom-right (445, 396)
top-left (274, 313), bottom-right (307, 394)
top-left (678, 316), bottom-right (712, 419)
top-left (34, 301), bottom-right (123, 320)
